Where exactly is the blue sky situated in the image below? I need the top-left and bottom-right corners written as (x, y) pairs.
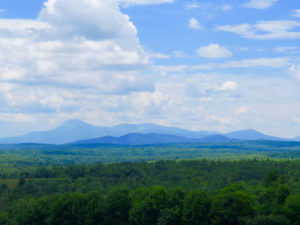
top-left (0, 0), bottom-right (300, 137)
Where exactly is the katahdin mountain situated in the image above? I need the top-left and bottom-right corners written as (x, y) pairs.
top-left (0, 119), bottom-right (293, 145)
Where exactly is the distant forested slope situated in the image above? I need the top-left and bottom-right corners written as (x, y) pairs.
top-left (1, 141), bottom-right (300, 173)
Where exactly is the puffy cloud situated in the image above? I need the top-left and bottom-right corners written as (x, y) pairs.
top-left (39, 0), bottom-right (139, 45)
top-left (216, 20), bottom-right (300, 40)
top-left (220, 81), bottom-right (237, 91)
top-left (290, 65), bottom-right (300, 79)
top-left (188, 18), bottom-right (202, 30)
top-left (197, 44), bottom-right (233, 59)
top-left (0, 0), bottom-right (153, 96)
top-left (186, 80), bottom-right (238, 98)
top-left (0, 0), bottom-right (160, 135)
top-left (293, 9), bottom-right (300, 18)
top-left (241, 0), bottom-right (278, 9)
top-left (237, 106), bottom-right (249, 114)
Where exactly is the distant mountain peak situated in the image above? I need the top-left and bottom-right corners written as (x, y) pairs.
top-left (226, 129), bottom-right (284, 141)
top-left (0, 120), bottom-right (287, 144)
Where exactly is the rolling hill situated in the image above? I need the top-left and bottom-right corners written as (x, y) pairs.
top-left (0, 119), bottom-right (292, 144)
top-left (72, 133), bottom-right (235, 145)
top-left (226, 129), bottom-right (286, 141)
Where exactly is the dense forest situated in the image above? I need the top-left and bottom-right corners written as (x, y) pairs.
top-left (1, 159), bottom-right (300, 224)
top-left (1, 141), bottom-right (300, 172)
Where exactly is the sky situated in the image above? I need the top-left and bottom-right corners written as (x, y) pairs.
top-left (0, 0), bottom-right (300, 138)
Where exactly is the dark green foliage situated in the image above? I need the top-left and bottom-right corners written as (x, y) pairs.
top-left (264, 170), bottom-right (280, 187)
top-left (182, 191), bottom-right (210, 225)
top-left (157, 188), bottom-right (184, 225)
top-left (276, 184), bottom-right (290, 205)
top-left (240, 215), bottom-right (290, 225)
top-left (18, 177), bottom-right (25, 186)
top-left (1, 183), bottom-right (8, 190)
top-left (3, 159), bottom-right (300, 224)
top-left (84, 192), bottom-right (105, 225)
top-left (0, 213), bottom-right (9, 225)
top-left (49, 193), bottom-right (88, 225)
top-left (210, 190), bottom-right (253, 225)
top-left (284, 195), bottom-right (300, 225)
top-left (14, 198), bottom-right (50, 225)
top-left (130, 186), bottom-right (169, 225)
top-left (156, 207), bottom-right (181, 225)
top-left (105, 187), bottom-right (131, 225)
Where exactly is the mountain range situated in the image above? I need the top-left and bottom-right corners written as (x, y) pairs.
top-left (0, 119), bottom-right (295, 145)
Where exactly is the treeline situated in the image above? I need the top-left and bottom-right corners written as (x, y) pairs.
top-left (3, 160), bottom-right (300, 198)
top-left (4, 159), bottom-right (300, 180)
top-left (2, 160), bottom-right (300, 224)
top-left (3, 159), bottom-right (300, 191)
top-left (0, 183), bottom-right (299, 225)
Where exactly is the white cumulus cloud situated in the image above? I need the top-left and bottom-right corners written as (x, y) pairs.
top-left (220, 81), bottom-right (237, 92)
top-left (293, 9), bottom-right (300, 18)
top-left (290, 65), bottom-right (300, 79)
top-left (0, 0), bottom-right (159, 131)
top-left (197, 44), bottom-right (233, 59)
top-left (0, 0), bottom-right (151, 94)
top-left (186, 80), bottom-right (238, 98)
top-left (237, 106), bottom-right (249, 114)
top-left (188, 18), bottom-right (202, 30)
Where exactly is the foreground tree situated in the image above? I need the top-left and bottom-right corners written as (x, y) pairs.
top-left (182, 190), bottom-right (211, 225)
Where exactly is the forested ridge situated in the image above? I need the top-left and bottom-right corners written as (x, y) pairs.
top-left (1, 159), bottom-right (300, 224)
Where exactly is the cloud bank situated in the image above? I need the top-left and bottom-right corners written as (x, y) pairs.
top-left (197, 44), bottom-right (233, 59)
top-left (0, 0), bottom-right (162, 132)
top-left (216, 20), bottom-right (300, 40)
